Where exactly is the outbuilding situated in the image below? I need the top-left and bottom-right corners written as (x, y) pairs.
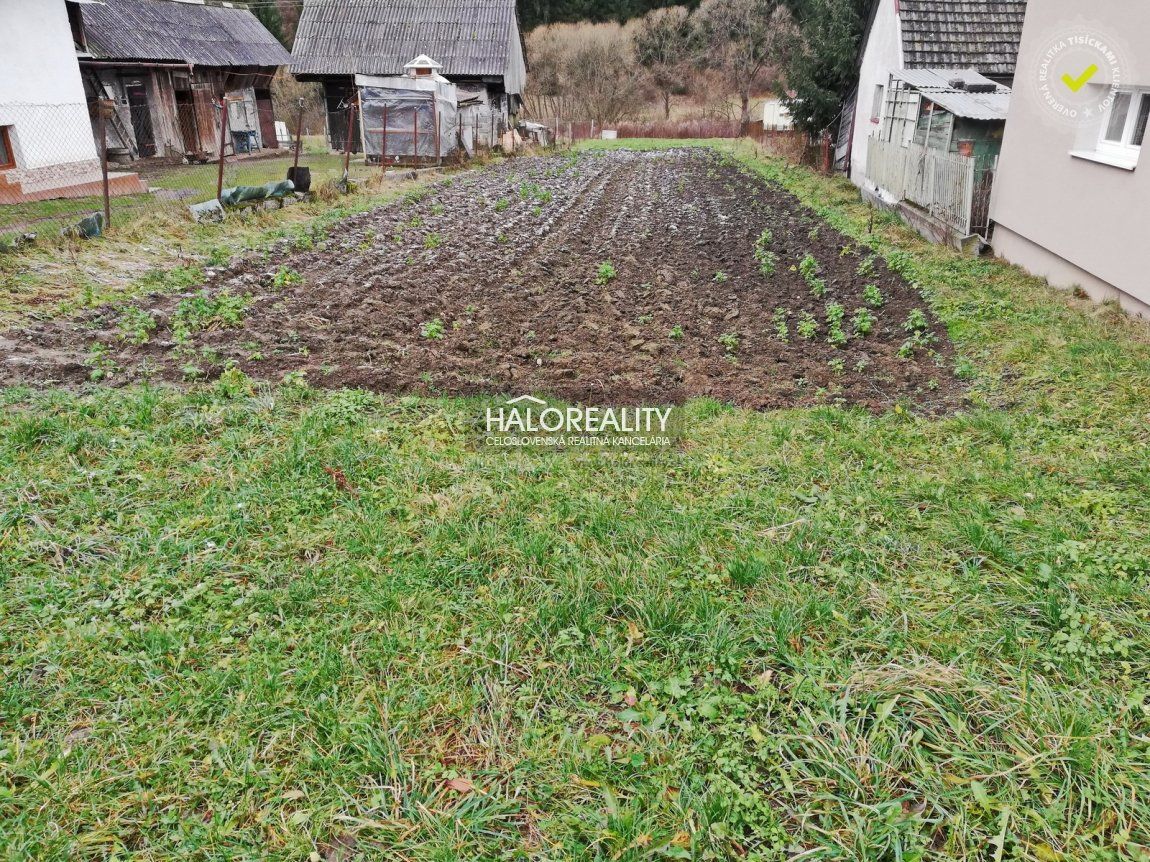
top-left (290, 0), bottom-right (527, 153)
top-left (75, 0), bottom-right (291, 162)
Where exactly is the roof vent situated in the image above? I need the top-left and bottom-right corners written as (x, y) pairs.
top-left (404, 54), bottom-right (443, 77)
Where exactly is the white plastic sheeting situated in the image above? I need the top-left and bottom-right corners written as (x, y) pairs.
top-left (355, 74), bottom-right (458, 161)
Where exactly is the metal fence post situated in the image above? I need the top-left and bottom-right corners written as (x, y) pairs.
top-left (412, 106), bottom-right (419, 166)
top-left (216, 96), bottom-right (229, 201)
top-left (433, 96), bottom-right (441, 166)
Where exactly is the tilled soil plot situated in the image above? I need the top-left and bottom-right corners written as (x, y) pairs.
top-left (0, 149), bottom-right (964, 411)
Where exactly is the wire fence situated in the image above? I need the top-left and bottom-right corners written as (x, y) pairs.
top-left (2, 100), bottom-right (831, 249)
top-left (531, 116), bottom-right (827, 166)
top-left (0, 100), bottom-right (391, 248)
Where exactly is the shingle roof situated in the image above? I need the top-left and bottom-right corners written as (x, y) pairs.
top-left (291, 0), bottom-right (518, 78)
top-left (899, 1), bottom-right (1028, 77)
top-left (81, 0), bottom-right (291, 68)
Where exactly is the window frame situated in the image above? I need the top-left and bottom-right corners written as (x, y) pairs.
top-left (1096, 88), bottom-right (1147, 161)
top-left (0, 125), bottom-right (15, 170)
top-left (870, 83), bottom-right (884, 123)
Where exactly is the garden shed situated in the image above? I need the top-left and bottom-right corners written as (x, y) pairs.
top-left (291, 0), bottom-right (526, 154)
top-left (878, 68), bottom-right (1010, 171)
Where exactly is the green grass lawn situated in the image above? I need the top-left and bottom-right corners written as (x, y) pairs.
top-left (1, 142), bottom-right (1148, 861)
top-left (1, 151), bottom-right (374, 243)
top-left (141, 152), bottom-right (362, 195)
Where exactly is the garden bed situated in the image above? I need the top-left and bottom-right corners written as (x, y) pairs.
top-left (0, 149), bottom-right (963, 411)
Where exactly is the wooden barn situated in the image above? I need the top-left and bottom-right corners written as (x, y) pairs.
top-left (75, 0), bottom-right (291, 162)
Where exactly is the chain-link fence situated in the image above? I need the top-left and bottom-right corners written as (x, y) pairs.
top-left (0, 100), bottom-right (387, 249)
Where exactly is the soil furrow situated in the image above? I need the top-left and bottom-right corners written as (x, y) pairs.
top-left (0, 149), bottom-right (964, 411)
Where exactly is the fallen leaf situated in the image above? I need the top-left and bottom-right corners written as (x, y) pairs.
top-left (445, 777), bottom-right (474, 794)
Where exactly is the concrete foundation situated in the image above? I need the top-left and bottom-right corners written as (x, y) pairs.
top-left (993, 225), bottom-right (1150, 320)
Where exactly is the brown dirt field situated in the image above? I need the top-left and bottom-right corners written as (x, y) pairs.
top-left (0, 149), bottom-right (964, 411)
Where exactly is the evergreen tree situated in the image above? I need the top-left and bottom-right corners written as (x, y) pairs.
top-left (246, 2), bottom-right (288, 48)
top-left (780, 0), bottom-right (869, 134)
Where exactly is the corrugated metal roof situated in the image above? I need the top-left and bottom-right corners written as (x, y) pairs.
top-left (900, 0), bottom-right (1028, 77)
top-left (291, 0), bottom-right (518, 78)
top-left (891, 68), bottom-right (1011, 120)
top-left (81, 0), bottom-right (292, 68)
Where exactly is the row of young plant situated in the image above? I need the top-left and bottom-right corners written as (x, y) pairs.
top-left (754, 228), bottom-right (938, 365)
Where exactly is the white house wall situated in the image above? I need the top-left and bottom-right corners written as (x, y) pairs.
top-left (0, 0), bottom-right (98, 175)
top-left (989, 0), bottom-right (1150, 316)
top-left (850, 0), bottom-right (903, 183)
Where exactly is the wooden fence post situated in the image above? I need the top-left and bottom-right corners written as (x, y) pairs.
top-left (412, 106), bottom-right (419, 166)
top-left (381, 104), bottom-right (388, 168)
top-left (293, 97), bottom-right (304, 172)
top-left (97, 99), bottom-right (112, 228)
top-left (342, 92), bottom-right (358, 180)
top-left (216, 96), bottom-right (229, 201)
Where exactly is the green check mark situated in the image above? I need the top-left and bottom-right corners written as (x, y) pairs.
top-left (1062, 64), bottom-right (1099, 92)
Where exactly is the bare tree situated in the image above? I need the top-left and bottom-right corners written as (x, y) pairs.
top-left (696, 0), bottom-right (795, 129)
top-left (633, 7), bottom-right (697, 119)
top-left (524, 25), bottom-right (578, 118)
top-left (524, 22), bottom-right (647, 125)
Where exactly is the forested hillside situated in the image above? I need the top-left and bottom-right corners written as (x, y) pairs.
top-left (518, 0), bottom-right (697, 29)
top-left (242, 0), bottom-right (700, 43)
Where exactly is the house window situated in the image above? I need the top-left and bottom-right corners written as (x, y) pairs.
top-left (0, 126), bottom-right (14, 170)
top-left (871, 84), bottom-right (884, 123)
top-left (1074, 88), bottom-right (1149, 170)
